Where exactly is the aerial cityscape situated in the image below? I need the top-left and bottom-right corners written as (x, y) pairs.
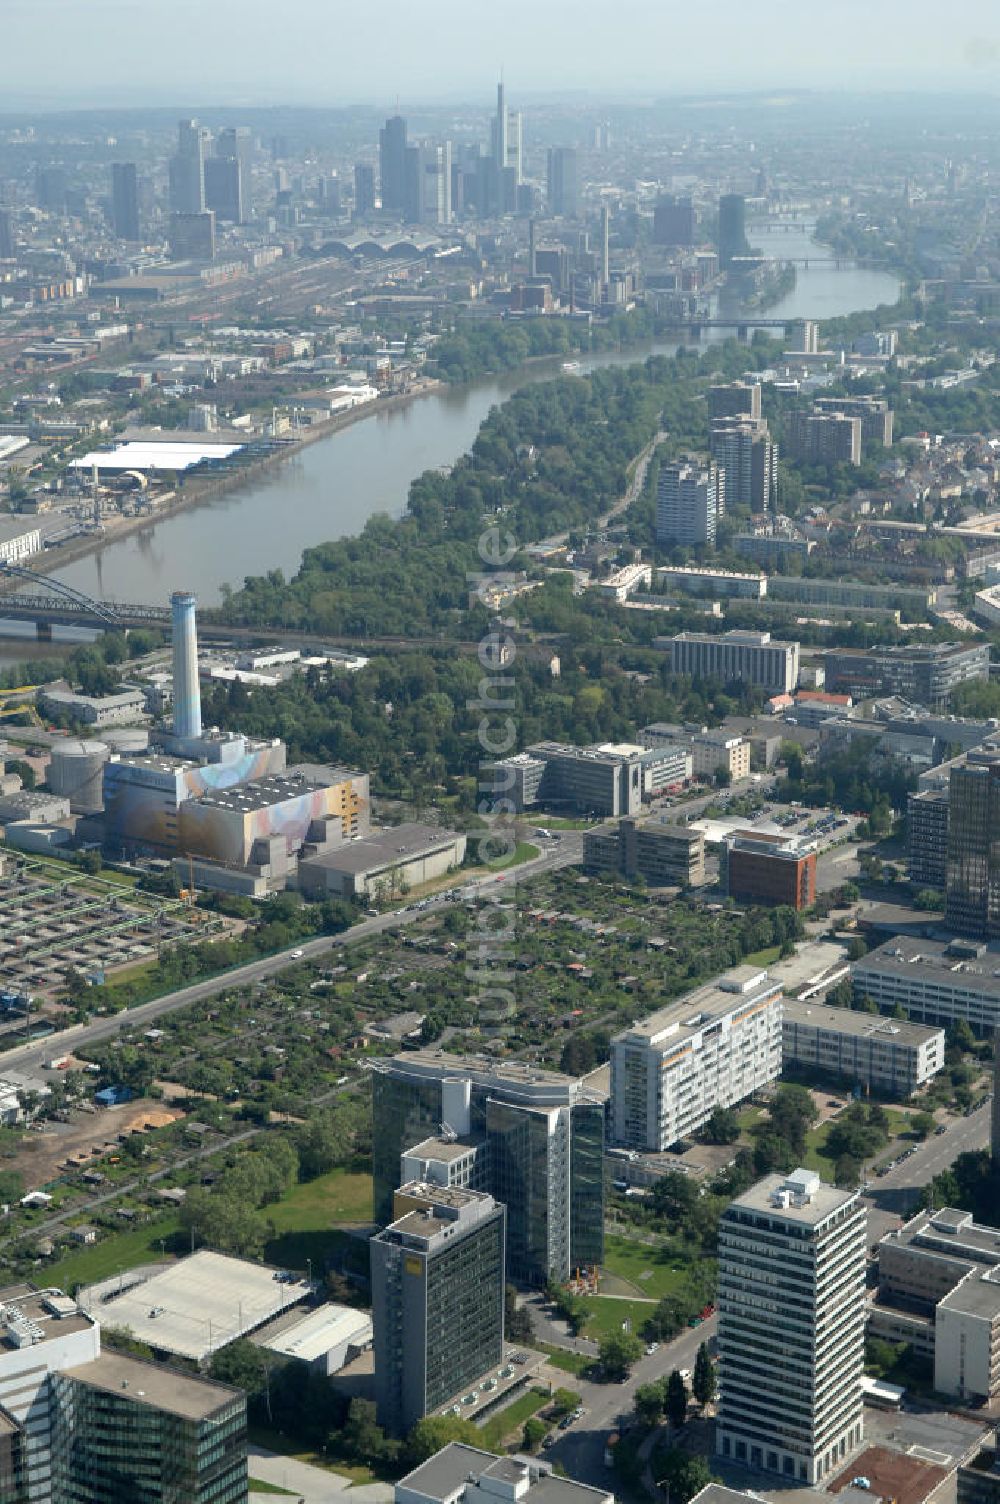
top-left (5, 3), bottom-right (1000, 1502)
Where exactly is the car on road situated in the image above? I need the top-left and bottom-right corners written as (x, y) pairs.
top-left (646, 1342), bottom-right (659, 1355)
top-left (290, 949), bottom-right (304, 958)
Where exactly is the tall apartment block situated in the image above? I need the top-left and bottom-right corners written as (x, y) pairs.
top-left (787, 410), bottom-right (861, 467)
top-left (656, 461), bottom-right (723, 546)
top-left (666, 629), bottom-right (800, 696)
top-left (946, 750), bottom-right (1000, 938)
top-left (716, 1169), bottom-right (866, 1484)
top-left (110, 162), bottom-right (140, 241)
top-left (813, 396), bottom-right (893, 448)
top-left (610, 967), bottom-right (782, 1151)
top-left (708, 382), bottom-right (762, 422)
top-left (371, 1051), bottom-right (604, 1285)
top-left (710, 417), bottom-right (778, 512)
top-left (371, 1183), bottom-right (505, 1434)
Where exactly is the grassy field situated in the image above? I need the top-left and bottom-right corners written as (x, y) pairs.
top-left (264, 1167), bottom-right (373, 1273)
top-left (580, 1295), bottom-right (655, 1341)
top-left (602, 1235), bottom-right (689, 1301)
top-left (744, 944), bottom-right (782, 968)
top-left (44, 1214), bottom-right (181, 1293)
top-left (534, 1343), bottom-right (592, 1376)
top-left (248, 1482), bottom-right (296, 1497)
top-left (478, 1388), bottom-right (550, 1450)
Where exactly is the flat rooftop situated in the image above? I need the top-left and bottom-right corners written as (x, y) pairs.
top-left (783, 998), bottom-right (944, 1045)
top-left (939, 1270), bottom-right (1000, 1317)
top-left (301, 822), bottom-right (459, 874)
top-left (373, 1047), bottom-right (589, 1097)
top-left (727, 1169), bottom-right (859, 1228)
top-left (854, 936), bottom-right (1000, 999)
top-left (397, 1442), bottom-right (612, 1504)
top-left (405, 1136), bottom-right (480, 1163)
top-left (253, 1301), bottom-right (372, 1364)
top-left (0, 1284), bottom-right (94, 1353)
top-left (615, 967), bottom-right (779, 1049)
top-left (892, 1206), bottom-right (1000, 1265)
top-left (66, 1350), bottom-right (240, 1422)
top-left (192, 769), bottom-right (337, 813)
top-left (82, 1250), bottom-right (312, 1361)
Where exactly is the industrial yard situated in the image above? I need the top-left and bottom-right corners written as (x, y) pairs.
top-left (0, 855), bottom-right (223, 1003)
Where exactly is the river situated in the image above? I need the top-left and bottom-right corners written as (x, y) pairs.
top-left (4, 219), bottom-right (898, 661)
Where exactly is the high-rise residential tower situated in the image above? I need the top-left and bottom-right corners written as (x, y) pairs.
top-left (716, 1168), bottom-right (866, 1484)
top-left (655, 461), bottom-right (723, 546)
top-left (371, 1050), bottom-right (604, 1285)
top-left (170, 591), bottom-right (202, 741)
top-left (111, 162), bottom-right (140, 241)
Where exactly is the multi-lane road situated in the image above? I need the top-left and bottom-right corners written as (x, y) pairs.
top-left (0, 832), bottom-right (581, 1082)
top-left (863, 1099), bottom-right (991, 1244)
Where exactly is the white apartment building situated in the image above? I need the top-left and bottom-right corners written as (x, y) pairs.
top-left (781, 1000), bottom-right (945, 1096)
top-left (716, 1169), bottom-right (866, 1485)
top-left (610, 966), bottom-right (782, 1151)
top-left (596, 563), bottom-right (652, 602)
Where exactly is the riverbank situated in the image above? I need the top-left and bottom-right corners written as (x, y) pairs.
top-left (1, 376), bottom-right (448, 599)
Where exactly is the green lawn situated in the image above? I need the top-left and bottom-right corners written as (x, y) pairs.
top-left (264, 1167), bottom-right (373, 1274)
top-left (249, 1482), bottom-right (297, 1497)
top-left (478, 1388), bottom-right (550, 1449)
top-left (45, 1214), bottom-right (181, 1293)
top-left (534, 1343), bottom-right (592, 1376)
top-left (744, 945), bottom-right (782, 968)
top-left (602, 1235), bottom-right (689, 1300)
top-left (579, 1295), bottom-right (655, 1341)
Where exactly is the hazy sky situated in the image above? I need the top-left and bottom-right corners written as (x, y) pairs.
top-left (5, 0), bottom-right (1000, 109)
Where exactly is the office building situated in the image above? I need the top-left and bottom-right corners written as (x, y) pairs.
top-left (491, 82), bottom-right (521, 191)
top-left (216, 126), bottom-right (253, 175)
top-left (814, 396), bottom-right (893, 449)
top-left (851, 934), bottom-right (1000, 1033)
top-left (35, 167), bottom-right (67, 213)
top-left (371, 1183), bottom-right (505, 1434)
top-left (0, 208), bottom-right (13, 260)
top-left (710, 418), bottom-right (778, 512)
top-left (370, 1050), bottom-right (604, 1285)
top-left (611, 967), bottom-right (782, 1151)
top-left (768, 576), bottom-right (934, 615)
top-left (908, 787), bottom-right (949, 888)
top-left (787, 320), bottom-right (820, 355)
top-left (169, 210), bottom-right (215, 262)
top-left (947, 750), bottom-right (1000, 936)
top-left (824, 642), bottom-right (989, 709)
top-left (0, 1283), bottom-right (245, 1503)
top-left (40, 687), bottom-right (145, 728)
top-left (708, 383), bottom-right (762, 422)
top-left (583, 816), bottom-right (705, 888)
top-left (380, 115), bottom-right (408, 212)
top-left (718, 193), bottom-right (747, 268)
top-left (354, 163), bottom-right (376, 217)
top-left (110, 162), bottom-right (140, 241)
top-left (721, 829), bottom-right (816, 909)
top-left (873, 1207), bottom-right (1000, 1400)
top-left (665, 630), bottom-right (800, 696)
top-left (716, 1169), bottom-right (866, 1484)
top-left (781, 1001), bottom-right (944, 1095)
top-left (169, 119), bottom-right (207, 214)
top-left (492, 741), bottom-right (676, 817)
top-left (51, 1351), bottom-right (246, 1502)
top-left (546, 147), bottom-right (579, 217)
top-left (653, 194), bottom-right (695, 247)
top-left (786, 410), bottom-right (861, 467)
top-left (656, 461), bottom-right (723, 546)
top-left (396, 1444), bottom-right (614, 1504)
top-left (204, 154), bottom-right (244, 224)
top-left (403, 145), bottom-right (451, 225)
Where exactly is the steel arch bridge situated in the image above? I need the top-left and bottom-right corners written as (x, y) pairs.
top-left (0, 565), bottom-right (130, 628)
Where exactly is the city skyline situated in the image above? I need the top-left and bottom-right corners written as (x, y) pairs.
top-left (2, 0), bottom-right (1000, 107)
